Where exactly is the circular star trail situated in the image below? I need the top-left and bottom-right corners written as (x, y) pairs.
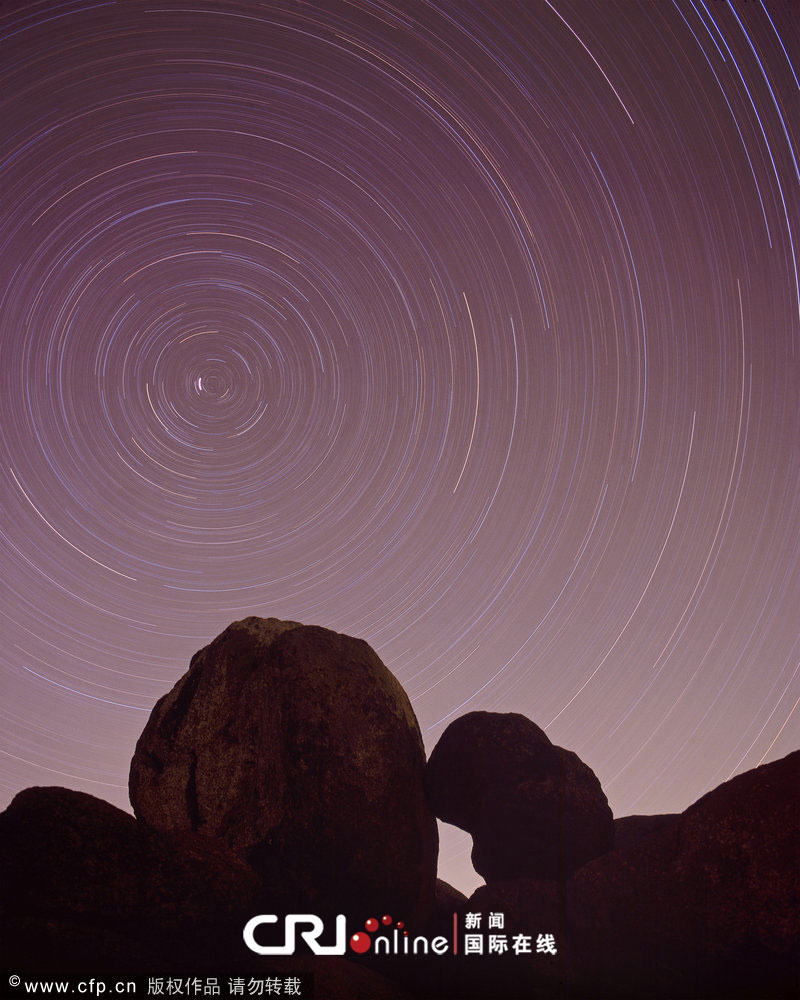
top-left (1, 1), bottom-right (798, 892)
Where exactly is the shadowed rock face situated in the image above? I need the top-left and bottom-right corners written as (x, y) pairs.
top-left (5, 621), bottom-right (796, 998)
top-left (425, 711), bottom-right (614, 883)
top-left (568, 748), bottom-right (800, 997)
top-left (449, 750), bottom-right (800, 999)
top-left (129, 616), bottom-right (438, 923)
top-left (613, 812), bottom-right (679, 852)
top-left (0, 786), bottom-right (260, 972)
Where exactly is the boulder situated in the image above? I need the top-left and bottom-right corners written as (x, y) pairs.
top-left (0, 786), bottom-right (261, 972)
top-left (613, 812), bottom-right (679, 852)
top-left (129, 617), bottom-right (438, 923)
top-left (425, 712), bottom-right (613, 882)
top-left (569, 749), bottom-right (800, 997)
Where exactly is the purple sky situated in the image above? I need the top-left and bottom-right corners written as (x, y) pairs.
top-left (1, 0), bottom-right (798, 893)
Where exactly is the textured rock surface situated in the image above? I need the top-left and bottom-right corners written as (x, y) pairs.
top-left (455, 750), bottom-right (800, 1000)
top-left (613, 812), bottom-right (679, 852)
top-left (130, 616), bottom-right (437, 921)
top-left (425, 711), bottom-right (613, 882)
top-left (0, 786), bottom-right (261, 971)
top-left (569, 749), bottom-right (800, 997)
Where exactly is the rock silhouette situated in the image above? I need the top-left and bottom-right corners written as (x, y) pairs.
top-left (451, 749), bottom-right (799, 998)
top-left (612, 812), bottom-right (679, 852)
top-left (0, 787), bottom-right (416, 998)
top-left (424, 711), bottom-right (614, 882)
top-left (130, 616), bottom-right (438, 923)
top-left (0, 786), bottom-right (260, 972)
top-left (569, 748), bottom-right (800, 998)
top-left (1, 619), bottom-right (796, 998)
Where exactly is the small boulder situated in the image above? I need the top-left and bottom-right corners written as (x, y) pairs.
top-left (425, 712), bottom-right (613, 882)
top-left (129, 617), bottom-right (438, 923)
top-left (0, 786), bottom-right (261, 971)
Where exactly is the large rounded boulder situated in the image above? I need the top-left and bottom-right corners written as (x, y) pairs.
top-left (129, 617), bottom-right (438, 922)
top-left (425, 711), bottom-right (613, 882)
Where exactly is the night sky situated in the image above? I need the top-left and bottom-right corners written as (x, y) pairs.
top-left (1, 0), bottom-right (798, 894)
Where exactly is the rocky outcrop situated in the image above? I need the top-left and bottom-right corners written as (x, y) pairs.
top-left (129, 617), bottom-right (438, 922)
top-left (444, 751), bottom-right (800, 998)
top-left (425, 711), bottom-right (613, 882)
top-left (568, 749), bottom-right (800, 997)
top-left (613, 812), bottom-right (679, 852)
top-left (0, 786), bottom-right (260, 971)
top-left (4, 618), bottom-right (797, 999)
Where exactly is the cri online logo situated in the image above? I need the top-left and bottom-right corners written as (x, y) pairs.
top-left (244, 913), bottom-right (452, 957)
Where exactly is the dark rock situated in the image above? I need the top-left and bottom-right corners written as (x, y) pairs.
top-left (613, 812), bottom-right (679, 852)
top-left (569, 750), bottom-right (800, 997)
top-left (466, 877), bottom-right (567, 985)
top-left (0, 786), bottom-right (261, 972)
top-left (129, 617), bottom-right (438, 923)
top-left (423, 877), bottom-right (469, 941)
top-left (262, 957), bottom-right (417, 1000)
top-left (467, 877), bottom-right (565, 936)
top-left (417, 878), bottom-right (571, 1000)
top-left (436, 877), bottom-right (468, 912)
top-left (4, 916), bottom-right (169, 975)
top-left (425, 711), bottom-right (613, 882)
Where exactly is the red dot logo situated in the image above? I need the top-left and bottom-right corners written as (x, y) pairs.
top-left (381, 914), bottom-right (392, 926)
top-left (365, 917), bottom-right (379, 932)
top-left (350, 932), bottom-right (372, 954)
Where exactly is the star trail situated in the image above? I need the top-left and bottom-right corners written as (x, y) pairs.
top-left (1, 0), bottom-right (798, 892)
